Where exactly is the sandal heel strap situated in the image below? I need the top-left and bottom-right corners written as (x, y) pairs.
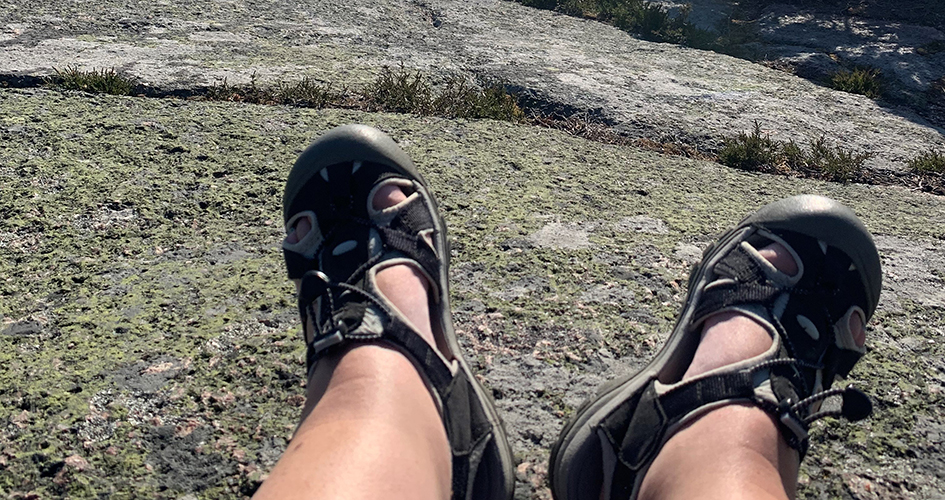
top-left (604, 371), bottom-right (758, 472)
top-left (300, 299), bottom-right (497, 500)
top-left (599, 362), bottom-right (874, 499)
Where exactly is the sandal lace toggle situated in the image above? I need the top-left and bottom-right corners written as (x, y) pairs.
top-left (297, 269), bottom-right (369, 356)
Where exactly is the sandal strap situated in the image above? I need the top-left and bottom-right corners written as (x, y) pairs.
top-left (289, 201), bottom-right (443, 366)
top-left (295, 269), bottom-right (495, 500)
top-left (601, 365), bottom-right (872, 500)
top-left (597, 228), bottom-right (876, 500)
top-left (692, 230), bottom-right (868, 389)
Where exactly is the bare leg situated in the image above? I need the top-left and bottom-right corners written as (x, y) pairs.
top-left (253, 185), bottom-right (450, 500)
top-left (637, 244), bottom-right (865, 500)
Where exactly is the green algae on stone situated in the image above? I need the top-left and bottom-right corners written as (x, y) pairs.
top-left (1, 88), bottom-right (944, 498)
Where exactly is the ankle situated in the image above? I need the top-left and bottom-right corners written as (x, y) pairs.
top-left (639, 404), bottom-right (797, 500)
top-left (303, 344), bottom-right (433, 416)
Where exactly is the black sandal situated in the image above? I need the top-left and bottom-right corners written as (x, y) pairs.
top-left (282, 124), bottom-right (515, 500)
top-left (549, 195), bottom-right (882, 500)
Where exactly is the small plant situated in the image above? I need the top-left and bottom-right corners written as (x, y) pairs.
top-left (917, 40), bottom-right (945, 56)
top-left (366, 67), bottom-right (434, 114)
top-left (712, 17), bottom-right (761, 57)
top-left (718, 122), bottom-right (782, 172)
top-left (431, 77), bottom-right (525, 121)
top-left (803, 136), bottom-right (871, 182)
top-left (829, 67), bottom-right (883, 99)
top-left (205, 73), bottom-right (276, 104)
top-left (719, 123), bottom-right (871, 182)
top-left (205, 74), bottom-right (339, 108)
top-left (48, 66), bottom-right (136, 96)
top-left (199, 67), bottom-right (523, 122)
top-left (518, 0), bottom-right (558, 9)
top-left (909, 149), bottom-right (945, 175)
top-left (513, 0), bottom-right (712, 48)
top-left (367, 66), bottom-right (524, 121)
top-left (274, 78), bottom-right (341, 107)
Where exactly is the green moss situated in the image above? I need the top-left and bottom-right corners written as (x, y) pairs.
top-left (1, 89), bottom-right (943, 498)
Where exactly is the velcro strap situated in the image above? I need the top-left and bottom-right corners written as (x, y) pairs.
top-left (714, 243), bottom-right (765, 281)
top-left (390, 197), bottom-right (436, 234)
top-left (691, 245), bottom-right (782, 322)
top-left (692, 282), bottom-right (780, 323)
top-left (379, 226), bottom-right (442, 285)
top-left (616, 371), bottom-right (756, 470)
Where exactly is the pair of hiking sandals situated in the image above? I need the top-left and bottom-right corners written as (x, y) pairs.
top-left (281, 125), bottom-right (882, 500)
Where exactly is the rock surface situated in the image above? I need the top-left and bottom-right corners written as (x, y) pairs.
top-left (1, 1), bottom-right (944, 499)
top-left (1, 0), bottom-right (944, 170)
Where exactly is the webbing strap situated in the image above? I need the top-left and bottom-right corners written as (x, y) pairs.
top-left (615, 372), bottom-right (757, 470)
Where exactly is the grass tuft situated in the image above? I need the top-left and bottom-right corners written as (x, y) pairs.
top-left (366, 68), bottom-right (433, 114)
top-left (719, 122), bottom-right (871, 182)
top-left (206, 74), bottom-right (342, 107)
top-left (274, 79), bottom-right (342, 107)
top-left (47, 66), bottom-right (137, 96)
top-left (798, 136), bottom-right (873, 182)
top-left (200, 67), bottom-right (524, 122)
top-left (908, 149), bottom-right (945, 175)
top-left (367, 66), bottom-right (525, 121)
top-left (828, 67), bottom-right (883, 99)
top-left (718, 122), bottom-right (783, 173)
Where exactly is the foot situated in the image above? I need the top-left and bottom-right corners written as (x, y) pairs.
top-left (257, 185), bottom-right (451, 500)
top-left (637, 242), bottom-right (866, 500)
top-left (548, 195), bottom-right (882, 500)
top-left (681, 243), bottom-right (865, 380)
top-left (285, 183), bottom-right (436, 349)
top-left (269, 124), bottom-right (515, 500)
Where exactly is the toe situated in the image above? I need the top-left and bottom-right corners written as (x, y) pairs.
top-left (373, 184), bottom-right (408, 210)
top-left (285, 216), bottom-right (313, 245)
top-left (757, 242), bottom-right (865, 347)
top-left (757, 242), bottom-right (798, 276)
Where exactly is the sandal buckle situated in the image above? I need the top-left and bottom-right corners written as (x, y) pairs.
top-left (778, 398), bottom-right (809, 445)
top-left (312, 330), bottom-right (345, 354)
